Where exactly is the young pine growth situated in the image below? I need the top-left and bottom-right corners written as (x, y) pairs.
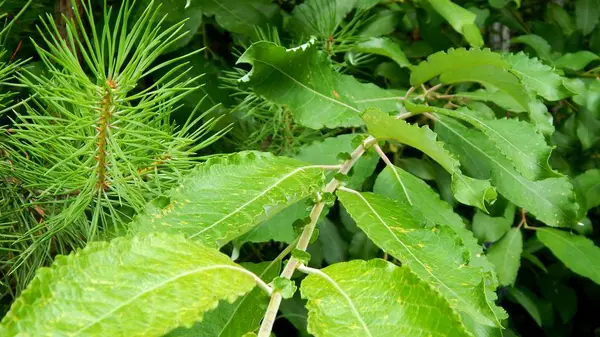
top-left (0, 0), bottom-right (223, 295)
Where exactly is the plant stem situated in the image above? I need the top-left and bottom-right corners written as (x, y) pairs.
top-left (256, 135), bottom-right (377, 337)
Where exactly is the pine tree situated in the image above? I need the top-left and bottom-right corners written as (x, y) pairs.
top-left (0, 0), bottom-right (224, 298)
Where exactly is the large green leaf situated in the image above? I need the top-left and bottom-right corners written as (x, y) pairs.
top-left (0, 234), bottom-right (259, 337)
top-left (295, 134), bottom-right (379, 190)
top-left (363, 108), bottom-right (496, 211)
top-left (408, 104), bottom-right (559, 180)
top-left (575, 0), bottom-right (600, 35)
top-left (373, 166), bottom-right (496, 276)
top-left (537, 228), bottom-right (600, 286)
top-left (426, 0), bottom-right (484, 47)
top-left (354, 37), bottom-right (411, 68)
top-left (165, 261), bottom-right (281, 337)
top-left (504, 53), bottom-right (572, 101)
top-left (337, 190), bottom-right (505, 327)
top-left (453, 89), bottom-right (526, 113)
top-left (435, 117), bottom-right (578, 228)
top-left (238, 39), bottom-right (363, 129)
top-left (300, 260), bottom-right (471, 337)
top-left (486, 228), bottom-right (523, 286)
top-left (131, 152), bottom-right (325, 247)
top-left (410, 48), bottom-right (510, 86)
top-left (199, 0), bottom-right (280, 38)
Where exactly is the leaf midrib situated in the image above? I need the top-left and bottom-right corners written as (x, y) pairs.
top-left (190, 165), bottom-right (324, 239)
top-left (73, 265), bottom-right (255, 335)
top-left (436, 117), bottom-right (571, 224)
top-left (342, 189), bottom-right (499, 326)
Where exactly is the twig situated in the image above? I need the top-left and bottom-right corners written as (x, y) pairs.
top-left (257, 136), bottom-right (377, 337)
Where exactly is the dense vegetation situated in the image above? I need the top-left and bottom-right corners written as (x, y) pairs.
top-left (1, 0), bottom-right (600, 336)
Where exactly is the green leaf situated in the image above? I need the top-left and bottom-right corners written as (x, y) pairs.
top-left (200, 0), bottom-right (280, 38)
top-left (317, 218), bottom-right (348, 264)
top-left (454, 89), bottom-right (526, 113)
top-left (435, 117), bottom-right (578, 228)
top-left (238, 39), bottom-right (362, 129)
top-left (486, 228), bottom-right (523, 286)
top-left (510, 35), bottom-right (554, 63)
top-left (237, 200), bottom-right (308, 244)
top-left (300, 260), bottom-right (471, 337)
top-left (373, 165), bottom-right (497, 276)
top-left (272, 277), bottom-right (298, 299)
top-left (507, 287), bottom-right (543, 327)
top-left (504, 52), bottom-right (572, 101)
top-left (410, 48), bottom-right (510, 87)
top-left (537, 228), bottom-right (600, 286)
top-left (165, 261), bottom-right (281, 337)
top-left (576, 0), bottom-right (600, 35)
top-left (295, 134), bottom-right (379, 190)
top-left (440, 65), bottom-right (530, 110)
top-left (0, 234), bottom-right (259, 337)
top-left (337, 190), bottom-right (506, 327)
top-left (354, 37), bottom-right (411, 68)
top-left (362, 108), bottom-right (496, 211)
top-left (547, 3), bottom-right (575, 36)
top-left (131, 152), bottom-right (325, 247)
top-left (411, 104), bottom-right (560, 180)
top-left (574, 169), bottom-right (600, 212)
top-left (554, 51), bottom-right (600, 71)
top-left (427, 0), bottom-right (484, 47)
top-left (472, 203), bottom-right (516, 243)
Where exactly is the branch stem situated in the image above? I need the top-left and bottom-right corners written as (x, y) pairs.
top-left (257, 135), bottom-right (377, 337)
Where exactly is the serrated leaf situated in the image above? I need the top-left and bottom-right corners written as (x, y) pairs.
top-left (0, 234), bottom-right (258, 337)
top-left (295, 134), bottom-right (379, 190)
top-left (472, 203), bottom-right (516, 243)
top-left (238, 40), bottom-right (365, 129)
top-left (435, 117), bottom-right (579, 228)
top-left (410, 48), bottom-right (510, 86)
top-left (576, 0), bottom-right (600, 35)
top-left (337, 190), bottom-right (505, 327)
top-left (373, 166), bottom-right (497, 277)
top-left (131, 152), bottom-right (325, 247)
top-left (300, 260), bottom-right (471, 337)
top-left (199, 0), bottom-right (280, 38)
top-left (354, 37), bottom-right (411, 68)
top-left (504, 52), bottom-right (572, 101)
top-left (363, 108), bottom-right (496, 211)
top-left (411, 104), bottom-right (560, 180)
top-left (165, 261), bottom-right (281, 337)
top-left (510, 35), bottom-right (554, 63)
top-left (574, 169), bottom-right (600, 212)
top-left (342, 77), bottom-right (405, 113)
top-left (555, 51), bottom-right (600, 71)
top-left (486, 228), bottom-right (522, 286)
top-left (537, 228), bottom-right (600, 285)
top-left (427, 0), bottom-right (483, 47)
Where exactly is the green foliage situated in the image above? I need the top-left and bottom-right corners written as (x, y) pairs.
top-left (300, 259), bottom-right (471, 337)
top-left (1, 0), bottom-right (600, 336)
